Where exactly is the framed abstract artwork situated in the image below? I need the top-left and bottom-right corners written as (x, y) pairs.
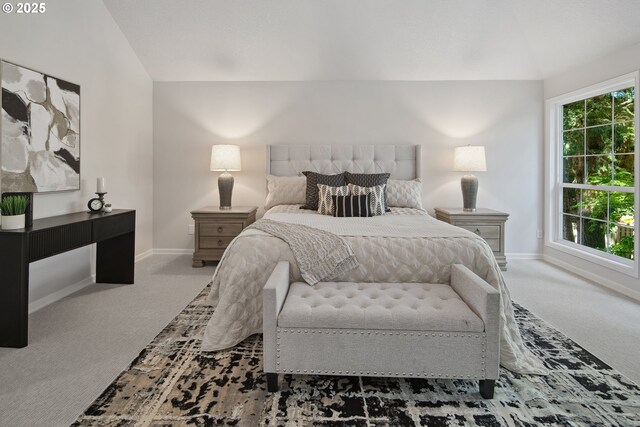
top-left (0, 60), bottom-right (80, 192)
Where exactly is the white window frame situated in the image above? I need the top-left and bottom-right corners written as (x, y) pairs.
top-left (545, 72), bottom-right (640, 277)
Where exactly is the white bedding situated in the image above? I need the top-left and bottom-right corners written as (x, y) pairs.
top-left (202, 205), bottom-right (548, 375)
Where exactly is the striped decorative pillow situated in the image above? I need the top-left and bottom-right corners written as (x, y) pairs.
top-left (344, 172), bottom-right (391, 212)
top-left (347, 183), bottom-right (386, 216)
top-left (332, 194), bottom-right (373, 217)
top-left (317, 184), bottom-right (349, 215)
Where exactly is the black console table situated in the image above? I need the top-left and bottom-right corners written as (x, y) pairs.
top-left (0, 209), bottom-right (135, 348)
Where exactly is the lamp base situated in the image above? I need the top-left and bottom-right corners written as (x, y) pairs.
top-left (461, 174), bottom-right (478, 212)
top-left (218, 172), bottom-right (234, 209)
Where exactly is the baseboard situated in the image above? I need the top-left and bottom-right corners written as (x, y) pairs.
top-left (135, 249), bottom-right (154, 263)
top-left (153, 248), bottom-right (192, 255)
top-left (505, 253), bottom-right (543, 260)
top-left (543, 254), bottom-right (640, 303)
top-left (28, 275), bottom-right (95, 314)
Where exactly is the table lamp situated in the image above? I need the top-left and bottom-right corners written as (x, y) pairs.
top-left (453, 145), bottom-right (486, 212)
top-left (210, 145), bottom-right (241, 209)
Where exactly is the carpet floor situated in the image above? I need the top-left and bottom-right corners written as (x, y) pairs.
top-left (72, 284), bottom-right (640, 426)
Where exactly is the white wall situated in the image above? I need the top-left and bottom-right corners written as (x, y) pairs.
top-left (153, 80), bottom-right (544, 256)
top-left (0, 0), bottom-right (153, 307)
top-left (544, 42), bottom-right (640, 98)
top-left (544, 42), bottom-right (640, 300)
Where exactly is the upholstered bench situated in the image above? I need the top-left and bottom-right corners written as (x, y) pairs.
top-left (263, 262), bottom-right (500, 398)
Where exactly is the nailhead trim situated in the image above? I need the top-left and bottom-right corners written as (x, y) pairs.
top-left (273, 328), bottom-right (495, 379)
top-left (275, 369), bottom-right (491, 379)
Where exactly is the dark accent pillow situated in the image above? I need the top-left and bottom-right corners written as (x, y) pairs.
top-left (332, 194), bottom-right (373, 217)
top-left (344, 172), bottom-right (391, 211)
top-left (301, 171), bottom-right (346, 211)
top-left (344, 172), bottom-right (390, 187)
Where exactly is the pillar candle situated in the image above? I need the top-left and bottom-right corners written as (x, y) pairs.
top-left (97, 177), bottom-right (106, 193)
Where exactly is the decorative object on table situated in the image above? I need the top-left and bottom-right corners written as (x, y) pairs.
top-left (0, 194), bottom-right (29, 230)
top-left (88, 177), bottom-right (107, 213)
top-left (1, 192), bottom-right (33, 227)
top-left (103, 204), bottom-right (112, 213)
top-left (97, 177), bottom-right (106, 193)
top-left (453, 145), bottom-right (486, 212)
top-left (1, 60), bottom-right (80, 193)
top-left (210, 145), bottom-right (241, 209)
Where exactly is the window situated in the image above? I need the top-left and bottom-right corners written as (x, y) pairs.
top-left (547, 73), bottom-right (639, 274)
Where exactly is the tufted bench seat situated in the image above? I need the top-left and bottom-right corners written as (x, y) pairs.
top-left (263, 262), bottom-right (500, 398)
top-left (279, 282), bottom-right (484, 332)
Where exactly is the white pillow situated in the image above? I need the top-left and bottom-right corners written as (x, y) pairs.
top-left (317, 184), bottom-right (349, 215)
top-left (264, 175), bottom-right (306, 210)
top-left (385, 179), bottom-right (423, 209)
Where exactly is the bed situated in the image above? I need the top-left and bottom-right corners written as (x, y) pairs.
top-left (201, 144), bottom-right (547, 375)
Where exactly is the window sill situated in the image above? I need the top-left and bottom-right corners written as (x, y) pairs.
top-left (545, 239), bottom-right (638, 278)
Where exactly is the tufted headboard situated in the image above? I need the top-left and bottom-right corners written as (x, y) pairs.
top-left (267, 145), bottom-right (421, 180)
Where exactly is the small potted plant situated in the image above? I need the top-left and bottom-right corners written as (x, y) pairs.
top-left (0, 195), bottom-right (29, 230)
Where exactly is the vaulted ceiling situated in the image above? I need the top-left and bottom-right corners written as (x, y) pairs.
top-left (103, 0), bottom-right (640, 81)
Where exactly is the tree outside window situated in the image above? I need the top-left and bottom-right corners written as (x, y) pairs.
top-left (561, 87), bottom-right (635, 260)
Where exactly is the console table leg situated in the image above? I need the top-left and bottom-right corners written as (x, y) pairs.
top-left (0, 234), bottom-right (30, 348)
top-left (96, 231), bottom-right (135, 284)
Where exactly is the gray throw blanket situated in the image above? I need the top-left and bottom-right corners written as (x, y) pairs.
top-left (247, 219), bottom-right (359, 285)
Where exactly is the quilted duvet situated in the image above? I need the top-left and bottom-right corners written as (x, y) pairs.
top-left (202, 205), bottom-right (548, 375)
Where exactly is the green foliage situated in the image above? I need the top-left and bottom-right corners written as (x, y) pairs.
top-left (586, 93), bottom-right (612, 127)
top-left (563, 100), bottom-right (584, 130)
top-left (0, 195), bottom-right (29, 216)
top-left (611, 235), bottom-right (634, 259)
top-left (613, 88), bottom-right (635, 123)
top-left (562, 87), bottom-right (636, 260)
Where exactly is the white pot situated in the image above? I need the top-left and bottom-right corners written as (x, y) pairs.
top-left (1, 214), bottom-right (25, 230)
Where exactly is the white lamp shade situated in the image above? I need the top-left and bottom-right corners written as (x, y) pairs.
top-left (453, 145), bottom-right (486, 172)
top-left (210, 145), bottom-right (241, 171)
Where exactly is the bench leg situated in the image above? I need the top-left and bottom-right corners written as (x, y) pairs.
top-left (479, 379), bottom-right (495, 399)
top-left (267, 373), bottom-right (278, 392)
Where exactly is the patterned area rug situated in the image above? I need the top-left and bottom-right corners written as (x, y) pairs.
top-left (73, 283), bottom-right (640, 426)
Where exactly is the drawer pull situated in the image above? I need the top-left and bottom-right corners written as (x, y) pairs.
top-left (218, 227), bottom-right (223, 233)
top-left (218, 239), bottom-right (223, 246)
top-left (474, 228), bottom-right (481, 235)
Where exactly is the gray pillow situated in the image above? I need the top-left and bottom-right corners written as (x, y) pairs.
top-left (301, 171), bottom-right (346, 211)
top-left (264, 175), bottom-right (306, 210)
top-left (386, 179), bottom-right (423, 209)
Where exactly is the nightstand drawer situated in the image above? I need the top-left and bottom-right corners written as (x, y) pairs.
top-left (200, 222), bottom-right (243, 236)
top-left (200, 236), bottom-right (235, 249)
top-left (459, 225), bottom-right (500, 239)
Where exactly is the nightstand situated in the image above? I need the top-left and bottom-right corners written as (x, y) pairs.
top-left (434, 208), bottom-right (509, 271)
top-left (190, 206), bottom-right (257, 267)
